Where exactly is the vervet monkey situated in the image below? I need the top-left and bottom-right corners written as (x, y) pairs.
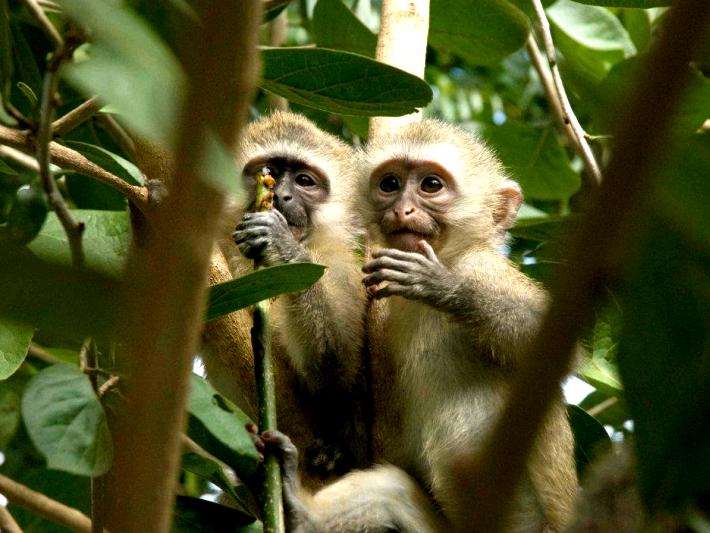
top-left (202, 111), bottom-right (369, 489)
top-left (259, 119), bottom-right (578, 532)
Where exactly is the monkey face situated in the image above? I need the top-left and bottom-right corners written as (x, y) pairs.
top-left (369, 159), bottom-right (457, 252)
top-left (244, 157), bottom-right (330, 242)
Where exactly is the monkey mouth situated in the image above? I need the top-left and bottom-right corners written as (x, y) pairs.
top-left (385, 229), bottom-right (434, 252)
top-left (289, 224), bottom-right (307, 242)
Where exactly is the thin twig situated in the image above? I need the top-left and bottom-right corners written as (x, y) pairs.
top-left (97, 375), bottom-right (120, 398)
top-left (27, 343), bottom-right (63, 364)
top-left (0, 474), bottom-right (96, 533)
top-left (52, 96), bottom-right (102, 137)
top-left (0, 145), bottom-right (41, 172)
top-left (530, 0), bottom-right (602, 185)
top-left (0, 125), bottom-right (149, 211)
top-left (0, 504), bottom-right (23, 533)
top-left (586, 396), bottom-right (619, 418)
top-left (461, 1), bottom-right (710, 531)
top-left (20, 0), bottom-right (63, 48)
top-left (96, 114), bottom-right (137, 162)
top-left (37, 43), bottom-right (85, 268)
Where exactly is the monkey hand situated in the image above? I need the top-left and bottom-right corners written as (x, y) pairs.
top-left (233, 210), bottom-right (308, 267)
top-left (362, 240), bottom-right (461, 309)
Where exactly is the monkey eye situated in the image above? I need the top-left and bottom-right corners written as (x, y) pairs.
top-left (421, 176), bottom-right (443, 193)
top-left (295, 173), bottom-right (316, 187)
top-left (379, 174), bottom-right (400, 193)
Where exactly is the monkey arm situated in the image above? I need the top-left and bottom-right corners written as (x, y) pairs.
top-left (363, 241), bottom-right (545, 365)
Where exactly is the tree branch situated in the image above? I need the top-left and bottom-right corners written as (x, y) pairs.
top-left (37, 42), bottom-right (85, 267)
top-left (0, 125), bottom-right (149, 211)
top-left (0, 145), bottom-right (41, 172)
top-left (369, 0), bottom-right (430, 140)
top-left (52, 96), bottom-right (102, 137)
top-left (529, 0), bottom-right (602, 185)
top-left (0, 504), bottom-right (23, 533)
top-left (20, 0), bottom-right (62, 48)
top-left (458, 1), bottom-right (710, 531)
top-left (103, 1), bottom-right (262, 531)
top-left (0, 474), bottom-right (96, 533)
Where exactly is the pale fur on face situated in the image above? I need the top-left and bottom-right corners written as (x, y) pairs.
top-left (362, 119), bottom-right (514, 259)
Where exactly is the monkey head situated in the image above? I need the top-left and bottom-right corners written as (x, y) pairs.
top-left (363, 120), bottom-right (522, 259)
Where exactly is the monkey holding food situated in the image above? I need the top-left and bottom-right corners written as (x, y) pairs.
top-left (202, 111), bottom-right (369, 489)
top-left (262, 119), bottom-right (578, 533)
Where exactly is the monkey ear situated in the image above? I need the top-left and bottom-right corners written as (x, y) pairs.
top-left (493, 179), bottom-right (522, 230)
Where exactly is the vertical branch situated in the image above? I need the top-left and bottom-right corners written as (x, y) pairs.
top-left (458, 0), bottom-right (710, 531)
top-left (37, 41), bottom-right (85, 268)
top-left (529, 0), bottom-right (602, 184)
top-left (369, 0), bottom-right (430, 140)
top-left (104, 1), bottom-right (262, 531)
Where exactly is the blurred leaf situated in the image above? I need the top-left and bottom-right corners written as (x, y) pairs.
top-left (187, 374), bottom-right (258, 479)
top-left (429, 0), bottom-right (530, 66)
top-left (16, 81), bottom-right (37, 108)
top-left (509, 215), bottom-right (577, 242)
top-left (181, 452), bottom-right (257, 517)
top-left (313, 0), bottom-right (376, 57)
top-left (483, 122), bottom-right (580, 200)
top-left (29, 210), bottom-right (131, 277)
top-left (621, 8), bottom-right (652, 52)
top-left (0, 0), bottom-right (11, 99)
top-left (10, 21), bottom-right (43, 106)
top-left (61, 0), bottom-right (184, 146)
top-left (593, 58), bottom-right (710, 136)
top-left (617, 211), bottom-right (710, 511)
top-left (567, 404), bottom-right (612, 478)
top-left (0, 157), bottom-right (18, 175)
top-left (263, 0), bottom-right (291, 22)
top-left (62, 140), bottom-right (143, 185)
top-left (173, 496), bottom-right (261, 533)
top-left (65, 174), bottom-right (127, 210)
top-left (548, 0), bottom-right (635, 86)
top-left (22, 363), bottom-right (113, 476)
top-left (569, 0), bottom-right (669, 6)
top-left (207, 263), bottom-right (326, 321)
top-left (579, 389), bottom-right (629, 429)
top-left (260, 48), bottom-right (433, 116)
top-left (0, 320), bottom-right (32, 379)
top-left (0, 248), bottom-right (120, 344)
top-left (578, 320), bottom-right (623, 395)
top-left (0, 381), bottom-right (21, 448)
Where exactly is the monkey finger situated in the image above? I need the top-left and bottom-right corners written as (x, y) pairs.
top-left (371, 248), bottom-right (422, 262)
top-left (232, 226), bottom-right (269, 242)
top-left (363, 269), bottom-right (412, 286)
top-left (417, 240), bottom-right (440, 264)
top-left (371, 283), bottom-right (408, 300)
top-left (362, 255), bottom-right (417, 274)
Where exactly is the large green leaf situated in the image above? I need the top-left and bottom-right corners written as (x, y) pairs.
top-left (567, 404), bottom-right (611, 478)
top-left (62, 140), bottom-right (143, 185)
top-left (0, 320), bottom-right (32, 380)
top-left (186, 374), bottom-right (258, 479)
top-left (429, 0), bottom-right (530, 66)
top-left (0, 378), bottom-right (22, 448)
top-left (207, 263), bottom-right (326, 321)
top-left (174, 496), bottom-right (261, 533)
top-left (21, 363), bottom-right (113, 476)
top-left (483, 121), bottom-right (581, 200)
top-left (313, 0), bottom-right (376, 57)
top-left (569, 0), bottom-right (669, 6)
top-left (0, 248), bottom-right (120, 344)
top-left (29, 210), bottom-right (130, 277)
top-left (260, 48), bottom-right (433, 116)
top-left (60, 0), bottom-right (184, 146)
top-left (547, 0), bottom-right (635, 86)
top-left (578, 319), bottom-right (623, 395)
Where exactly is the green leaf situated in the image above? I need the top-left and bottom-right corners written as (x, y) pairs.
top-left (0, 248), bottom-right (121, 344)
top-left (173, 496), bottom-right (260, 533)
top-left (9, 21), bottom-right (43, 107)
top-left (207, 263), bottom-right (326, 321)
top-left (567, 404), bottom-right (612, 478)
top-left (313, 0), bottom-right (377, 57)
top-left (0, 381), bottom-right (21, 448)
top-left (547, 0), bottom-right (635, 86)
top-left (568, 0), bottom-right (669, 6)
top-left (16, 81), bottom-right (37, 108)
top-left (429, 0), bottom-right (530, 66)
top-left (0, 0), bottom-right (12, 99)
top-left (0, 320), bottom-right (33, 380)
top-left (260, 48), bottom-right (433, 116)
top-left (263, 0), bottom-right (291, 22)
top-left (61, 0), bottom-right (185, 146)
top-left (21, 363), bottom-right (113, 476)
top-left (483, 122), bottom-right (581, 200)
top-left (621, 8), bottom-right (652, 52)
top-left (617, 212), bottom-right (710, 511)
top-left (509, 215), bottom-right (577, 242)
top-left (186, 374), bottom-right (258, 478)
top-left (0, 156), bottom-right (18, 175)
top-left (29, 210), bottom-right (131, 277)
top-left (578, 389), bottom-right (629, 429)
top-left (62, 140), bottom-right (143, 185)
top-left (64, 174), bottom-right (128, 210)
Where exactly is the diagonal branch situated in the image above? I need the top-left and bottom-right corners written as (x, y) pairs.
top-left (20, 0), bottom-right (62, 48)
top-left (52, 96), bottom-right (102, 137)
top-left (529, 0), bottom-right (602, 185)
top-left (458, 0), bottom-right (710, 531)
